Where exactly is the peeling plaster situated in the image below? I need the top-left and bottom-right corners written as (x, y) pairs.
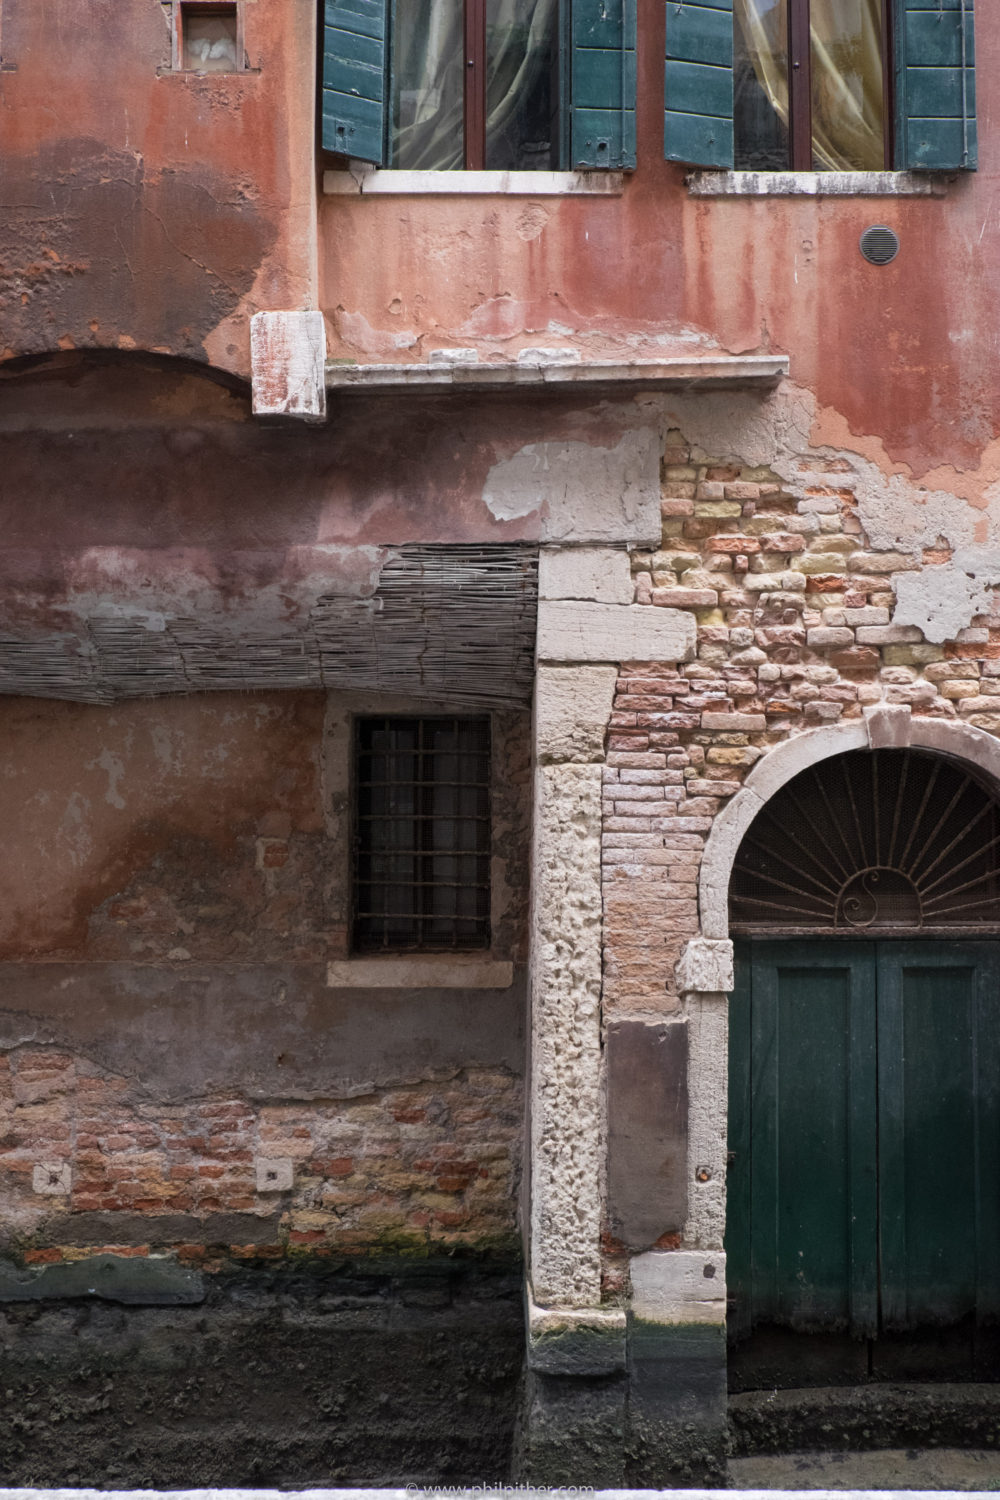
top-left (483, 429), bottom-right (660, 543)
top-left (893, 564), bottom-right (998, 644)
top-left (660, 382), bottom-right (1000, 644)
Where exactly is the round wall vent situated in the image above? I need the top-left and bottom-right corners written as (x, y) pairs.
top-left (859, 225), bottom-right (900, 266)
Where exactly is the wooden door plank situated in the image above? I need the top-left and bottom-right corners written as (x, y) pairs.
top-left (878, 942), bottom-right (981, 1329)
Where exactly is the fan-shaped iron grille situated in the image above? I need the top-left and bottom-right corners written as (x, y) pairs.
top-left (729, 749), bottom-right (1000, 936)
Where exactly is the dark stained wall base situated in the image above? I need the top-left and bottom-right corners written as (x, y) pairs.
top-left (627, 1320), bottom-right (728, 1486)
top-left (517, 1316), bottom-right (728, 1488)
top-left (0, 1258), bottom-right (523, 1488)
top-left (516, 1369), bottom-right (628, 1487)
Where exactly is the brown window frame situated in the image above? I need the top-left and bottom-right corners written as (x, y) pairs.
top-left (780, 0), bottom-right (894, 171)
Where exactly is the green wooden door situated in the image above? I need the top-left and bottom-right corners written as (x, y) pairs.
top-left (728, 939), bottom-right (1000, 1347)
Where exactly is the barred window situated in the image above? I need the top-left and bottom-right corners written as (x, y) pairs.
top-left (353, 716), bottom-right (491, 953)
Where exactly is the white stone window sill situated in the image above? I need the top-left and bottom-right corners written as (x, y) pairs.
top-left (327, 956), bottom-right (514, 989)
top-left (323, 165), bottom-right (625, 197)
top-left (687, 170), bottom-right (949, 198)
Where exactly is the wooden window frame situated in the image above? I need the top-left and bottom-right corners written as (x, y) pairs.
top-left (781, 0), bottom-right (895, 171)
top-left (405, 0), bottom-right (557, 172)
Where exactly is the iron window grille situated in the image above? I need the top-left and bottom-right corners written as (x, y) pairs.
top-left (353, 716), bottom-right (491, 953)
top-left (730, 748), bottom-right (1000, 937)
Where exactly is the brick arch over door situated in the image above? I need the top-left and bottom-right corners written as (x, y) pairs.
top-left (698, 710), bottom-right (1000, 943)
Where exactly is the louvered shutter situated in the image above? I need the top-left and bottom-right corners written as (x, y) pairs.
top-left (570, 0), bottom-right (637, 169)
top-left (663, 0), bottom-right (734, 168)
top-left (896, 0), bottom-right (976, 171)
top-left (322, 0), bottom-right (390, 165)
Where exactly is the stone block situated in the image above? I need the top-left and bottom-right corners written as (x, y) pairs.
top-left (800, 553), bottom-right (854, 574)
top-left (806, 627), bottom-right (855, 648)
top-left (694, 500), bottom-right (743, 518)
top-left (856, 624), bottom-right (924, 644)
top-left (250, 310), bottom-right (327, 421)
top-left (710, 535), bottom-right (760, 553)
top-left (32, 1162), bottom-right (70, 1196)
top-left (534, 665), bottom-right (617, 764)
top-left (651, 587), bottom-right (719, 609)
top-left (631, 1249), bottom-right (728, 1326)
top-left (536, 600), bottom-right (695, 665)
top-left (701, 712), bottom-right (766, 731)
top-left (255, 1157), bottom-right (294, 1192)
top-left (607, 1020), bottom-right (688, 1249)
top-left (676, 938), bottom-right (734, 995)
top-left (844, 606), bottom-right (891, 625)
top-left (849, 551), bottom-right (920, 573)
top-left (538, 547), bottom-right (633, 605)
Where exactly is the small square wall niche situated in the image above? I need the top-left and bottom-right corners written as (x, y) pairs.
top-left (180, 3), bottom-right (240, 72)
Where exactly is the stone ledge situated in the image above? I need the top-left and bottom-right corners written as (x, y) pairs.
top-left (0, 1254), bottom-right (204, 1305)
top-left (687, 169), bottom-right (948, 197)
top-left (324, 166), bottom-right (625, 195)
top-left (527, 1291), bottom-right (627, 1375)
top-left (325, 355), bottom-right (789, 394)
top-left (326, 957), bottom-right (514, 990)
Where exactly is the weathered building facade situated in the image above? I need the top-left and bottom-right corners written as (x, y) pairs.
top-left (0, 0), bottom-right (996, 1485)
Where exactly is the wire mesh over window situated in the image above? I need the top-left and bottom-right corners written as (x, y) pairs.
top-left (730, 749), bottom-right (1000, 936)
top-left (353, 717), bottom-right (491, 953)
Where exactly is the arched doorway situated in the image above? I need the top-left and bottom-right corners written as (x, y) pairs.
top-left (725, 746), bottom-right (1000, 1387)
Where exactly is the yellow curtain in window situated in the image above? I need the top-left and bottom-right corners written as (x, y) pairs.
top-left (736, 0), bottom-right (884, 171)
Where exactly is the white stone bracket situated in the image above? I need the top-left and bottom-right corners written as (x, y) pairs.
top-left (251, 310), bottom-right (327, 422)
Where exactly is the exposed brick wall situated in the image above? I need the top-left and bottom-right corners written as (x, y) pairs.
top-left (0, 1051), bottom-right (520, 1261)
top-left (601, 429), bottom-right (1000, 1048)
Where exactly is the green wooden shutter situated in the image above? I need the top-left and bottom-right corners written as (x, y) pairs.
top-left (896, 0), bottom-right (976, 171)
top-left (664, 0), bottom-right (734, 168)
top-left (322, 0), bottom-right (389, 165)
top-left (570, 0), bottom-right (637, 169)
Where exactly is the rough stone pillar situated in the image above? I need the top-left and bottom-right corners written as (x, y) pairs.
top-left (520, 570), bottom-right (695, 1484)
top-left (521, 657), bottom-right (626, 1484)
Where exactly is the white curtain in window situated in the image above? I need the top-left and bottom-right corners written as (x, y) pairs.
top-left (393, 0), bottom-right (557, 170)
top-left (736, 0), bottom-right (884, 171)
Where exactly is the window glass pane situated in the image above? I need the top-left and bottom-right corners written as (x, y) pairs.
top-left (810, 0), bottom-right (884, 170)
top-left (734, 0), bottom-right (790, 170)
top-left (392, 3), bottom-right (465, 169)
top-left (485, 0), bottom-right (558, 170)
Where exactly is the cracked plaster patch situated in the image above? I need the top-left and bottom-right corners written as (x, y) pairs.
top-left (483, 429), bottom-right (660, 541)
top-left (893, 564), bottom-right (998, 644)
